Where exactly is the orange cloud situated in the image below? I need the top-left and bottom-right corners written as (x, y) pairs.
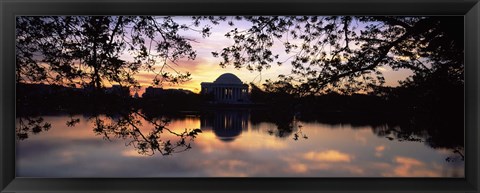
top-left (395, 156), bottom-right (423, 166)
top-left (199, 159), bottom-right (250, 177)
top-left (283, 156), bottom-right (364, 175)
top-left (194, 130), bottom-right (288, 154)
top-left (121, 150), bottom-right (148, 157)
top-left (288, 163), bottom-right (308, 174)
top-left (303, 150), bottom-right (353, 162)
top-left (386, 156), bottom-right (441, 177)
top-left (375, 145), bottom-right (386, 152)
top-left (375, 145), bottom-right (386, 157)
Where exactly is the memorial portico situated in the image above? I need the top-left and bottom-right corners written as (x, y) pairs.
top-left (200, 73), bottom-right (250, 104)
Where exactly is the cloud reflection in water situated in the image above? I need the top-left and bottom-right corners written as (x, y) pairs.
top-left (16, 111), bottom-right (464, 177)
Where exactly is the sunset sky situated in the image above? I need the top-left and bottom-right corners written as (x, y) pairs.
top-left (126, 17), bottom-right (413, 95)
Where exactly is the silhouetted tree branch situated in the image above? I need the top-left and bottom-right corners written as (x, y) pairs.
top-left (16, 16), bottom-right (212, 90)
top-left (16, 117), bottom-right (51, 140)
top-left (212, 16), bottom-right (463, 95)
top-left (91, 111), bottom-right (201, 156)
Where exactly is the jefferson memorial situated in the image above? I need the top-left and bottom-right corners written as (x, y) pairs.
top-left (200, 73), bottom-right (250, 104)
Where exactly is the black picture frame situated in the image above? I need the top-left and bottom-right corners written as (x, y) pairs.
top-left (1, 0), bottom-right (479, 192)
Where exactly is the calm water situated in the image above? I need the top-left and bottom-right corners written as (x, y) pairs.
top-left (16, 109), bottom-right (464, 177)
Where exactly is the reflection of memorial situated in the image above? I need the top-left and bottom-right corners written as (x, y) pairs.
top-left (200, 110), bottom-right (249, 142)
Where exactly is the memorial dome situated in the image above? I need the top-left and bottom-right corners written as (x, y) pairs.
top-left (213, 73), bottom-right (243, 84)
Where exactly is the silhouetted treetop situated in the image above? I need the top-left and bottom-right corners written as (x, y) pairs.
top-left (211, 16), bottom-right (463, 95)
top-left (16, 16), bottom-right (212, 89)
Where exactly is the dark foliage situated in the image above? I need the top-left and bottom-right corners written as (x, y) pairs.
top-left (212, 16), bottom-right (463, 97)
top-left (16, 16), bottom-right (212, 89)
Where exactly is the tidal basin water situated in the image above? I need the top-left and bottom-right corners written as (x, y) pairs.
top-left (16, 109), bottom-right (464, 177)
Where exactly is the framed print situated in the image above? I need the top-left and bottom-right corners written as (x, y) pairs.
top-left (1, 0), bottom-right (479, 192)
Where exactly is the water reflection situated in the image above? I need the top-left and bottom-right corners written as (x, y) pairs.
top-left (16, 117), bottom-right (51, 140)
top-left (201, 109), bottom-right (249, 142)
top-left (90, 112), bottom-right (202, 156)
top-left (17, 111), bottom-right (202, 156)
top-left (16, 109), bottom-right (464, 177)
